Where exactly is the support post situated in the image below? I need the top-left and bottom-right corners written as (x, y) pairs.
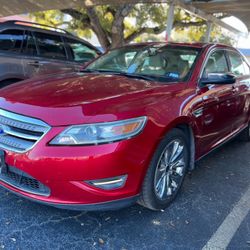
top-left (204, 21), bottom-right (212, 43)
top-left (165, 1), bottom-right (175, 42)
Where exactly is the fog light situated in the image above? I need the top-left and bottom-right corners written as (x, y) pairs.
top-left (86, 175), bottom-right (127, 190)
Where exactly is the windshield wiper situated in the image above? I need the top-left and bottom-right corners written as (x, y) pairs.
top-left (81, 69), bottom-right (155, 81)
top-left (112, 72), bottom-right (155, 81)
top-left (81, 69), bottom-right (180, 82)
top-left (81, 69), bottom-right (122, 74)
top-left (80, 69), bottom-right (101, 73)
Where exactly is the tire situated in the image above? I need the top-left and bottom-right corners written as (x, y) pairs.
top-left (0, 79), bottom-right (22, 88)
top-left (239, 123), bottom-right (250, 142)
top-left (138, 128), bottom-right (189, 211)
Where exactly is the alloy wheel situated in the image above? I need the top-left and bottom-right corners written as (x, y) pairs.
top-left (154, 139), bottom-right (186, 200)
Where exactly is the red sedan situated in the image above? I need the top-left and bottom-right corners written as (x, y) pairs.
top-left (0, 42), bottom-right (249, 211)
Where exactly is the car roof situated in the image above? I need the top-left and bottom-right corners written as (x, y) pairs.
top-left (0, 20), bottom-right (69, 36)
top-left (118, 42), bottom-right (236, 50)
top-left (0, 20), bottom-right (100, 51)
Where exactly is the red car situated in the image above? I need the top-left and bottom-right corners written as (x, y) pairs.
top-left (0, 42), bottom-right (249, 211)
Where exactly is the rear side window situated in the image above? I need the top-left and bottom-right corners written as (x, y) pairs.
top-left (0, 29), bottom-right (24, 53)
top-left (228, 51), bottom-right (245, 76)
top-left (34, 32), bottom-right (66, 59)
top-left (65, 38), bottom-right (98, 62)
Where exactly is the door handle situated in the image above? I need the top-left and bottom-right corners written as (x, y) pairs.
top-left (27, 61), bottom-right (42, 67)
top-left (232, 85), bottom-right (239, 93)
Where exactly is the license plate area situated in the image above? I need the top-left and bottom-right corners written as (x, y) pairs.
top-left (0, 151), bottom-right (50, 197)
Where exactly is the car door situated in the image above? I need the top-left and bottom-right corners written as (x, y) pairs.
top-left (0, 29), bottom-right (26, 83)
top-left (63, 37), bottom-right (99, 72)
top-left (227, 50), bottom-right (250, 132)
top-left (195, 49), bottom-right (237, 154)
top-left (32, 31), bottom-right (75, 75)
top-left (21, 30), bottom-right (42, 78)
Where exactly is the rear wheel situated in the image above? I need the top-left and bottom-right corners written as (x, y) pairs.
top-left (0, 79), bottom-right (22, 88)
top-left (138, 128), bottom-right (189, 211)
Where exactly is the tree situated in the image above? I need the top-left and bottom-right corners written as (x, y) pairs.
top-left (30, 3), bottom-right (234, 50)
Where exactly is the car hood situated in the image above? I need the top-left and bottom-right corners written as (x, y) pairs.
top-left (0, 73), bottom-right (164, 126)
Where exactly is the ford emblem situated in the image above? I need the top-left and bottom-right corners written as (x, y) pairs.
top-left (0, 125), bottom-right (7, 136)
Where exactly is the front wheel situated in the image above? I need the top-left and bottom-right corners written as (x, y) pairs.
top-left (138, 128), bottom-right (189, 211)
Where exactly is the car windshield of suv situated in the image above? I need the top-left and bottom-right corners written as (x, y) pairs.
top-left (86, 45), bottom-right (201, 82)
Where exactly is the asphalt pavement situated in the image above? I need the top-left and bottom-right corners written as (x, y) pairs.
top-left (0, 139), bottom-right (249, 250)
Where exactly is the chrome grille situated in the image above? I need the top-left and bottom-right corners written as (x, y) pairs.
top-left (0, 109), bottom-right (50, 153)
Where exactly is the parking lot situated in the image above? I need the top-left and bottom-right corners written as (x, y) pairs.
top-left (0, 138), bottom-right (249, 250)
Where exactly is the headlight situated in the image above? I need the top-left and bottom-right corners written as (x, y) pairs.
top-left (50, 116), bottom-right (147, 145)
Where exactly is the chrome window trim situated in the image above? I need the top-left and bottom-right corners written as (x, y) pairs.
top-left (198, 47), bottom-right (229, 81)
top-left (198, 47), bottom-right (246, 82)
top-left (0, 109), bottom-right (51, 153)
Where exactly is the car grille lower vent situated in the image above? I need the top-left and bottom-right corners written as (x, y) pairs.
top-left (0, 109), bottom-right (50, 153)
top-left (0, 165), bottom-right (50, 196)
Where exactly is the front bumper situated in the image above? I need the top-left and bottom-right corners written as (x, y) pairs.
top-left (0, 125), bottom-right (156, 210)
top-left (0, 180), bottom-right (139, 211)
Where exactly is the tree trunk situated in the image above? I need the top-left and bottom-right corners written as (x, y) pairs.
top-left (85, 7), bottom-right (111, 50)
top-left (110, 4), bottom-right (133, 49)
top-left (62, 5), bottom-right (208, 51)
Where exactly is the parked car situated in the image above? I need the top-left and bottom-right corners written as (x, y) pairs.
top-left (0, 42), bottom-right (249, 211)
top-left (0, 20), bottom-right (101, 87)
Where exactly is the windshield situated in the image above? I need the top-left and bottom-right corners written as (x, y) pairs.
top-left (86, 45), bottom-right (201, 82)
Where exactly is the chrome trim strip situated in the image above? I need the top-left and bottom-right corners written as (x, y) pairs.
top-left (198, 46), bottom-right (221, 81)
top-left (198, 47), bottom-right (244, 83)
top-left (0, 135), bottom-right (33, 150)
top-left (2, 126), bottom-right (40, 141)
top-left (193, 108), bottom-right (203, 118)
top-left (0, 109), bottom-right (49, 132)
top-left (0, 143), bottom-right (25, 152)
top-left (0, 109), bottom-right (51, 153)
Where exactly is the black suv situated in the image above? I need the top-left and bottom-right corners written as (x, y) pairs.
top-left (0, 20), bottom-right (101, 86)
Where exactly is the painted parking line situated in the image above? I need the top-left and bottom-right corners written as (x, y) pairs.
top-left (202, 185), bottom-right (250, 250)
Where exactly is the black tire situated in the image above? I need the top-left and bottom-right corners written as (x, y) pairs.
top-left (238, 123), bottom-right (250, 142)
top-left (138, 128), bottom-right (189, 211)
top-left (0, 79), bottom-right (22, 88)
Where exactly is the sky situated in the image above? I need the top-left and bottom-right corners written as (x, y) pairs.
top-left (223, 16), bottom-right (250, 48)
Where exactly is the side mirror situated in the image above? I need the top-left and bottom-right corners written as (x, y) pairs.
top-left (200, 73), bottom-right (236, 86)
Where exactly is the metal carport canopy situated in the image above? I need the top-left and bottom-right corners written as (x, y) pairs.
top-left (191, 0), bottom-right (250, 32)
top-left (0, 0), bottom-right (249, 36)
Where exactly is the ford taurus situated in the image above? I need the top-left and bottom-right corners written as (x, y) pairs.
top-left (0, 42), bottom-right (249, 211)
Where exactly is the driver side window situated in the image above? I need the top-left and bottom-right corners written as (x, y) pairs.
top-left (203, 50), bottom-right (229, 78)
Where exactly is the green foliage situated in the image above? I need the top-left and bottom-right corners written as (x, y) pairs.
top-left (30, 9), bottom-right (93, 38)
top-left (96, 6), bottom-right (114, 34)
top-left (30, 4), bottom-right (234, 47)
top-left (130, 4), bottom-right (167, 30)
top-left (30, 10), bottom-right (63, 27)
